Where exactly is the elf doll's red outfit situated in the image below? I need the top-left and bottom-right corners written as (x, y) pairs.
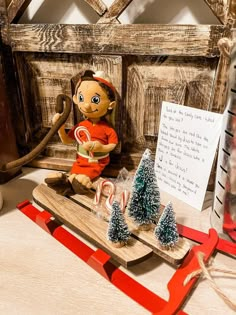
top-left (68, 119), bottom-right (118, 180)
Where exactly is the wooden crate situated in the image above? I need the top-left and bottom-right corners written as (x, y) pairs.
top-left (1, 0), bottom-right (235, 184)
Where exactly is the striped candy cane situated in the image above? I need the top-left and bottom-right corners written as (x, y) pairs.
top-left (94, 179), bottom-right (116, 212)
top-left (74, 126), bottom-right (94, 159)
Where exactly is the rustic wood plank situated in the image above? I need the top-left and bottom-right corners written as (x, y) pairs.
top-left (71, 191), bottom-right (190, 265)
top-left (126, 220), bottom-right (190, 265)
top-left (10, 24), bottom-right (226, 56)
top-left (33, 184), bottom-right (153, 268)
top-left (84, 0), bottom-right (107, 16)
top-left (7, 0), bottom-right (32, 23)
top-left (70, 190), bottom-right (111, 222)
top-left (97, 0), bottom-right (133, 24)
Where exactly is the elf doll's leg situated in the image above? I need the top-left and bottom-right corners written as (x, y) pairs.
top-left (45, 172), bottom-right (68, 185)
top-left (69, 156), bottom-right (109, 193)
top-left (44, 170), bottom-right (92, 195)
top-left (44, 171), bottom-right (74, 195)
top-left (44, 156), bottom-right (109, 194)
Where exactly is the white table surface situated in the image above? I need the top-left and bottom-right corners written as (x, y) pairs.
top-left (0, 167), bottom-right (235, 315)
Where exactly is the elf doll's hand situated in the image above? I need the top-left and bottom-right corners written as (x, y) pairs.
top-left (52, 113), bottom-right (62, 125)
top-left (82, 141), bottom-right (103, 152)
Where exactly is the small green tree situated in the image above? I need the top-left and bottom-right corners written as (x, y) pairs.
top-left (107, 201), bottom-right (130, 245)
top-left (154, 202), bottom-right (179, 248)
top-left (127, 149), bottom-right (160, 226)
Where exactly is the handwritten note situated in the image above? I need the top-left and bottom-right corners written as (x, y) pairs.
top-left (155, 101), bottom-right (222, 211)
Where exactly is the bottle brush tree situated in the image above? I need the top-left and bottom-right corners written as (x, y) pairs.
top-left (127, 149), bottom-right (160, 228)
top-left (107, 200), bottom-right (130, 247)
top-left (154, 202), bottom-right (179, 248)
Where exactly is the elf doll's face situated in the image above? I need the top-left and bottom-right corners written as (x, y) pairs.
top-left (73, 80), bottom-right (115, 120)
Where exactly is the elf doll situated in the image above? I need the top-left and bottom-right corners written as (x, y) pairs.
top-left (45, 70), bottom-right (118, 194)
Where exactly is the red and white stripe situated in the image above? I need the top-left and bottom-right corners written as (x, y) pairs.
top-left (94, 179), bottom-right (116, 211)
top-left (94, 180), bottom-right (130, 213)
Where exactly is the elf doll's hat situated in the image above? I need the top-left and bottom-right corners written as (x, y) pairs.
top-left (93, 71), bottom-right (116, 93)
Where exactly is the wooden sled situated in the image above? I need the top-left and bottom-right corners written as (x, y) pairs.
top-left (33, 183), bottom-right (190, 267)
top-left (72, 189), bottom-right (190, 265)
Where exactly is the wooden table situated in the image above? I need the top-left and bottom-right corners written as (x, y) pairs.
top-left (0, 167), bottom-right (235, 315)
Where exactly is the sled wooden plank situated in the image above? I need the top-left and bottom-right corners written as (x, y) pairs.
top-left (126, 220), bottom-right (191, 265)
top-left (71, 193), bottom-right (191, 265)
top-left (71, 190), bottom-right (111, 221)
top-left (32, 184), bottom-right (153, 268)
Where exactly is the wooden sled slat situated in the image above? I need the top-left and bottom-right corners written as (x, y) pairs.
top-left (127, 221), bottom-right (191, 265)
top-left (32, 184), bottom-right (153, 268)
top-left (71, 192), bottom-right (191, 265)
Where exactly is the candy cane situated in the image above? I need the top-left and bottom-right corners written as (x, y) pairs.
top-left (94, 179), bottom-right (116, 212)
top-left (120, 190), bottom-right (130, 213)
top-left (93, 181), bottom-right (103, 206)
top-left (74, 126), bottom-right (94, 158)
top-left (105, 192), bottom-right (115, 212)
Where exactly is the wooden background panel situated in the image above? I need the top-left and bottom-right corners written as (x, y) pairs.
top-left (91, 55), bottom-right (122, 95)
top-left (124, 56), bottom-right (219, 153)
top-left (181, 57), bottom-right (219, 110)
top-left (14, 51), bottom-right (221, 176)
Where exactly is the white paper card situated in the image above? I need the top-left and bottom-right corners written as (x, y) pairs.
top-left (155, 101), bottom-right (223, 211)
